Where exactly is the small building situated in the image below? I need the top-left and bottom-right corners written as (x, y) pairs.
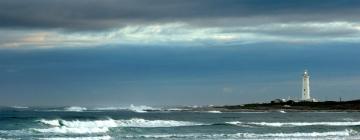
top-left (271, 99), bottom-right (286, 104)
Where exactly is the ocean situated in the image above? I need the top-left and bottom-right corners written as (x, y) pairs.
top-left (1, 106), bottom-right (360, 140)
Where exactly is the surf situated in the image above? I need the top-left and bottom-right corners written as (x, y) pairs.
top-left (226, 121), bottom-right (360, 127)
top-left (35, 118), bottom-right (203, 134)
top-left (120, 129), bottom-right (356, 139)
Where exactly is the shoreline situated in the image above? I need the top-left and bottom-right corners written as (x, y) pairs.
top-left (185, 99), bottom-right (360, 113)
top-left (187, 107), bottom-right (360, 113)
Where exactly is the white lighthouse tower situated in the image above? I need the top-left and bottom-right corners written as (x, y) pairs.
top-left (302, 69), bottom-right (311, 101)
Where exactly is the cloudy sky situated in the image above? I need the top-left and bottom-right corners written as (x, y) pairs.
top-left (1, 0), bottom-right (360, 106)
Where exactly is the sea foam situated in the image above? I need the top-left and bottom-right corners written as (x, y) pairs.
top-left (34, 126), bottom-right (109, 134)
top-left (236, 129), bottom-right (355, 138)
top-left (11, 106), bottom-right (29, 109)
top-left (36, 119), bottom-right (118, 134)
top-left (117, 118), bottom-right (202, 127)
top-left (122, 129), bottom-right (355, 139)
top-left (226, 121), bottom-right (360, 127)
top-left (39, 135), bottom-right (111, 140)
top-left (92, 104), bottom-right (158, 113)
top-left (64, 106), bottom-right (87, 112)
top-left (206, 110), bottom-right (222, 113)
top-left (128, 104), bottom-right (158, 113)
top-left (36, 118), bottom-right (201, 134)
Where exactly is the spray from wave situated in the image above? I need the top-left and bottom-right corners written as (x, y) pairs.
top-left (128, 104), bottom-right (157, 113)
top-left (35, 118), bottom-right (202, 134)
top-left (92, 104), bottom-right (159, 113)
top-left (64, 106), bottom-right (87, 112)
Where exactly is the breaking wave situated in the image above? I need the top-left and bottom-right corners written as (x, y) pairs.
top-left (206, 110), bottom-right (222, 113)
top-left (38, 119), bottom-right (118, 128)
top-left (226, 121), bottom-right (360, 127)
top-left (64, 106), bottom-right (87, 112)
top-left (92, 104), bottom-right (159, 113)
top-left (116, 118), bottom-right (202, 127)
top-left (38, 135), bottom-right (111, 140)
top-left (33, 126), bottom-right (110, 134)
top-left (128, 104), bottom-right (156, 113)
top-left (35, 118), bottom-right (202, 134)
top-left (91, 107), bottom-right (122, 111)
top-left (238, 129), bottom-right (355, 138)
top-left (122, 129), bottom-right (356, 139)
top-left (11, 106), bottom-right (29, 109)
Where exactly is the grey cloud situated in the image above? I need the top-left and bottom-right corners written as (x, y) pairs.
top-left (220, 22), bottom-right (360, 38)
top-left (1, 0), bottom-right (360, 31)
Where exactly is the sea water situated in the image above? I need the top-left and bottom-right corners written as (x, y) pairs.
top-left (1, 106), bottom-right (360, 139)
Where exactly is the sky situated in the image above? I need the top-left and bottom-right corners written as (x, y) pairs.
top-left (0, 0), bottom-right (360, 107)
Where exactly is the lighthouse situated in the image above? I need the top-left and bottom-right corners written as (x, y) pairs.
top-left (302, 69), bottom-right (311, 101)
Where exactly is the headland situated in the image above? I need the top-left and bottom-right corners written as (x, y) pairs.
top-left (189, 100), bottom-right (360, 112)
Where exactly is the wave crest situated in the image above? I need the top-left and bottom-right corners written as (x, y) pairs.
top-left (36, 119), bottom-right (117, 134)
top-left (122, 129), bottom-right (356, 138)
top-left (227, 121), bottom-right (360, 127)
top-left (39, 136), bottom-right (111, 140)
top-left (206, 110), bottom-right (222, 113)
top-left (128, 104), bottom-right (155, 113)
top-left (34, 126), bottom-right (109, 134)
top-left (117, 118), bottom-right (202, 127)
top-left (92, 104), bottom-right (158, 113)
top-left (64, 106), bottom-right (87, 112)
top-left (238, 129), bottom-right (355, 138)
top-left (36, 118), bottom-right (201, 134)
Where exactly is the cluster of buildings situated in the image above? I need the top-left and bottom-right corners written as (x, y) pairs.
top-left (271, 69), bottom-right (317, 104)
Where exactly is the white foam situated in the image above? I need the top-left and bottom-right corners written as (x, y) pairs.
top-left (36, 119), bottom-right (118, 134)
top-left (39, 119), bottom-right (62, 126)
top-left (128, 104), bottom-right (156, 113)
top-left (237, 129), bottom-right (355, 138)
top-left (64, 106), bottom-right (87, 112)
top-left (39, 135), bottom-right (111, 140)
top-left (343, 118), bottom-right (355, 121)
top-left (92, 107), bottom-right (123, 110)
top-left (11, 106), bottom-right (29, 109)
top-left (251, 122), bottom-right (360, 127)
top-left (122, 129), bottom-right (356, 139)
top-left (226, 121), bottom-right (360, 127)
top-left (92, 105), bottom-right (158, 112)
top-left (39, 119), bottom-right (118, 127)
top-left (206, 110), bottom-right (222, 113)
top-left (226, 121), bottom-right (243, 125)
top-left (34, 126), bottom-right (109, 134)
top-left (116, 118), bottom-right (202, 127)
top-left (36, 118), bottom-right (201, 134)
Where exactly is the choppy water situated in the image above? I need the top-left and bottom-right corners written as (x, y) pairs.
top-left (1, 106), bottom-right (360, 140)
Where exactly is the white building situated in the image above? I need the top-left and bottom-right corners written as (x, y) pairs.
top-left (301, 69), bottom-right (316, 102)
top-left (302, 70), bottom-right (310, 100)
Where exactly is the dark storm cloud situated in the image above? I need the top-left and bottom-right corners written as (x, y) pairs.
top-left (1, 0), bottom-right (360, 30)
